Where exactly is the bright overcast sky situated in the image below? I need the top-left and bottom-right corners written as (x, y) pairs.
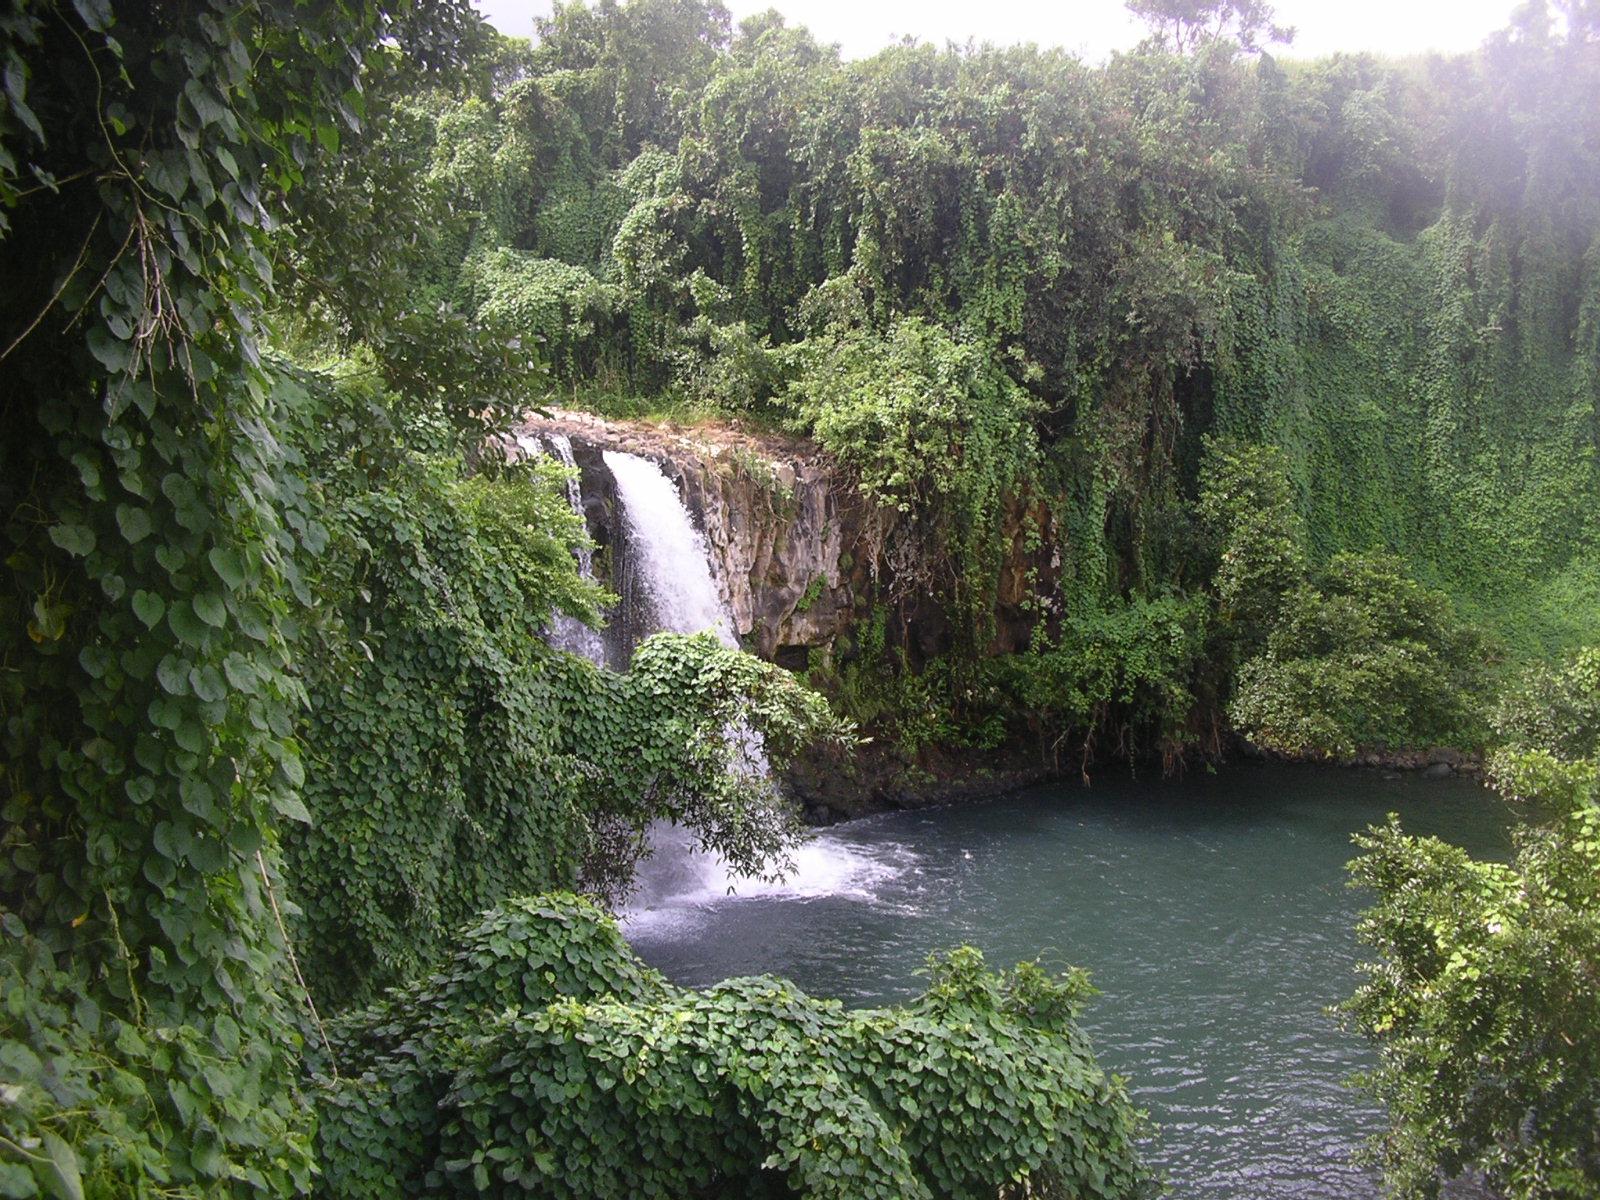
top-left (474, 0), bottom-right (1523, 60)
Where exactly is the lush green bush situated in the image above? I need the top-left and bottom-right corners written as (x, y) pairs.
top-left (1197, 437), bottom-right (1306, 650)
top-left (1346, 646), bottom-right (1600, 1198)
top-left (988, 595), bottom-right (1209, 771)
top-left (457, 248), bottom-right (622, 379)
top-left (784, 316), bottom-right (1039, 629)
top-left (666, 304), bottom-right (783, 412)
top-left (817, 653), bottom-right (1010, 759)
top-left (286, 370), bottom-right (590, 1007)
top-left (314, 893), bottom-right (1155, 1200)
top-left (1198, 437), bottom-right (1488, 757)
top-left (1488, 647), bottom-right (1600, 809)
top-left (1229, 552), bottom-right (1487, 757)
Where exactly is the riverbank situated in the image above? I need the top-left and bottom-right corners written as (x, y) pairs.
top-left (786, 734), bottom-right (1485, 825)
top-left (1245, 742), bottom-right (1483, 780)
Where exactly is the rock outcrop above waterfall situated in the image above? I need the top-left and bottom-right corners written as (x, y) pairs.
top-left (514, 408), bottom-right (1051, 670)
top-left (516, 409), bottom-right (870, 665)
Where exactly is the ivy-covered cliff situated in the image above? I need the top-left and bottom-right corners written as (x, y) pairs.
top-left (340, 0), bottom-right (1598, 769)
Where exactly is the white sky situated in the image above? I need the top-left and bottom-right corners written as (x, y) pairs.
top-left (474, 0), bottom-right (1523, 60)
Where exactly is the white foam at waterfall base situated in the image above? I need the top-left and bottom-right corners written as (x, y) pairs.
top-left (621, 822), bottom-right (914, 933)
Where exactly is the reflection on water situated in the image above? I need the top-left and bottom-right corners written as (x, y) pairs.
top-left (622, 764), bottom-right (1513, 1199)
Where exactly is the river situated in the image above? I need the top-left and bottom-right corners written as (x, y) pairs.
top-left (623, 764), bottom-right (1513, 1198)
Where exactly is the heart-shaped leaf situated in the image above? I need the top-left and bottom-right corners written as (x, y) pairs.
top-left (49, 523), bottom-right (95, 557)
top-left (115, 504), bottom-right (152, 543)
top-left (156, 654), bottom-right (190, 696)
top-left (208, 546), bottom-right (246, 590)
top-left (132, 590), bottom-right (165, 629)
top-left (193, 592), bottom-right (226, 628)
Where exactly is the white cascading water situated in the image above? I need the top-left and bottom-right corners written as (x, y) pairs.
top-left (518, 433), bottom-right (608, 665)
top-left (541, 434), bottom-right (608, 665)
top-left (600, 449), bottom-right (901, 925)
top-left (602, 450), bottom-right (738, 648)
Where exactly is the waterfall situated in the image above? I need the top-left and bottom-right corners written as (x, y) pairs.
top-left (600, 449), bottom-right (797, 918)
top-left (508, 433), bottom-right (901, 922)
top-left (603, 449), bottom-right (769, 774)
top-left (601, 450), bottom-right (737, 648)
top-left (522, 434), bottom-right (607, 665)
top-left (546, 434), bottom-right (594, 579)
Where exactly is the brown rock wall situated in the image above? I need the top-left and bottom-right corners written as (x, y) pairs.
top-left (513, 408), bottom-right (1055, 667)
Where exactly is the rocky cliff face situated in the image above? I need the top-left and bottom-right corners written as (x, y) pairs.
top-left (517, 410), bottom-right (868, 665)
top-left (516, 409), bottom-right (1052, 671)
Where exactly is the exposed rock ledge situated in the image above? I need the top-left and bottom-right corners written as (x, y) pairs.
top-left (514, 407), bottom-right (1050, 670)
top-left (516, 408), bottom-right (872, 665)
top-left (1237, 738), bottom-right (1484, 779)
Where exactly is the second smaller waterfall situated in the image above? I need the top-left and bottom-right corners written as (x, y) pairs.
top-left (523, 433), bottom-right (607, 665)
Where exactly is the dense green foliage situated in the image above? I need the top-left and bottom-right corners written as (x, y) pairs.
top-left (314, 893), bottom-right (1153, 1200)
top-left (785, 315), bottom-right (1039, 632)
top-left (1489, 647), bottom-right (1600, 809)
top-left (1346, 647), bottom-right (1600, 1197)
top-left (1196, 438), bottom-right (1306, 651)
top-left (987, 596), bottom-right (1209, 771)
top-left (0, 0), bottom-right (837, 1191)
top-left (1189, 437), bottom-right (1487, 758)
top-left (4, 0), bottom-right (1597, 1193)
top-left (0, 4), bottom-right (467, 1192)
top-left (1227, 550), bottom-right (1487, 757)
top-left (384, 0), bottom-right (1597, 762)
top-left (281, 367), bottom-right (846, 1008)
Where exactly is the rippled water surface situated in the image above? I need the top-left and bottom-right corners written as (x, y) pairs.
top-left (623, 765), bottom-right (1513, 1198)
